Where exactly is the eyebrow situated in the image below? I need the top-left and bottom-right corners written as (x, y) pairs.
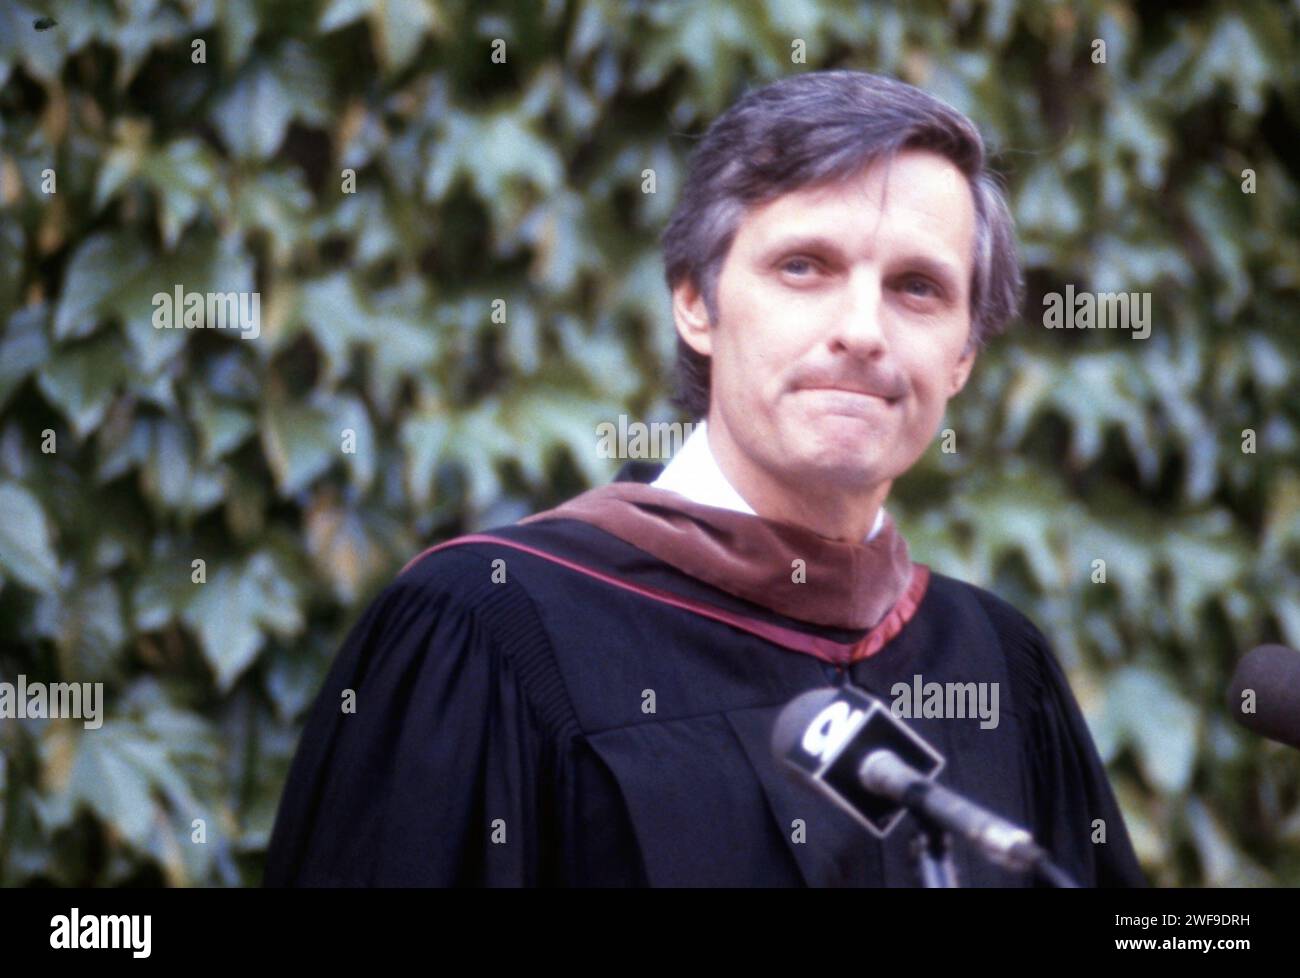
top-left (757, 233), bottom-right (966, 295)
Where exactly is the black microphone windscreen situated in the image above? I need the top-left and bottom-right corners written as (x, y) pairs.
top-left (769, 683), bottom-right (947, 837)
top-left (770, 687), bottom-right (840, 763)
top-left (1227, 644), bottom-right (1300, 750)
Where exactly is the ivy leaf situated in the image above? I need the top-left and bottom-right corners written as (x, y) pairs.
top-left (140, 417), bottom-right (228, 515)
top-left (230, 167), bottom-right (313, 264)
top-left (1185, 798), bottom-right (1244, 886)
top-left (0, 481), bottom-right (59, 592)
top-left (260, 400), bottom-right (340, 498)
top-left (66, 725), bottom-right (159, 848)
top-left (132, 556), bottom-right (198, 633)
top-left (138, 138), bottom-right (223, 250)
top-left (305, 495), bottom-right (389, 604)
top-left (370, 0), bottom-right (440, 73)
top-left (113, 2), bottom-right (187, 90)
top-left (265, 643), bottom-right (328, 725)
top-left (318, 0), bottom-right (371, 32)
top-left (181, 553), bottom-right (302, 693)
top-left (211, 45), bottom-right (329, 160)
top-left (211, 64), bottom-right (294, 159)
top-left (36, 332), bottom-right (131, 438)
top-left (1270, 583), bottom-right (1300, 651)
top-left (517, 190), bottom-right (601, 294)
top-left (366, 310), bottom-right (439, 416)
top-left (449, 403), bottom-right (515, 514)
top-left (34, 577), bottom-right (127, 682)
top-left (183, 565), bottom-right (264, 690)
top-left (115, 235), bottom-right (256, 375)
top-left (52, 233), bottom-right (150, 341)
top-left (217, 0), bottom-right (259, 70)
top-left (1105, 667), bottom-right (1199, 795)
top-left (296, 273), bottom-right (375, 383)
top-left (499, 381), bottom-right (616, 487)
top-left (190, 389), bottom-right (256, 464)
top-left (1046, 353), bottom-right (1153, 475)
top-left (95, 402), bottom-right (151, 484)
top-left (1068, 506), bottom-right (1162, 618)
top-left (0, 306), bottom-right (51, 411)
top-left (93, 118), bottom-right (150, 212)
top-left (423, 109), bottom-right (564, 229)
top-left (1015, 165), bottom-right (1082, 237)
top-left (331, 394), bottom-right (375, 490)
top-left (960, 467), bottom-right (1078, 590)
top-left (400, 410), bottom-right (448, 510)
top-left (1161, 519), bottom-right (1249, 642)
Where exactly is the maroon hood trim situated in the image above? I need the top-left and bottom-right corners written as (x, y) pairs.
top-left (519, 482), bottom-right (916, 631)
top-left (402, 534), bottom-right (930, 667)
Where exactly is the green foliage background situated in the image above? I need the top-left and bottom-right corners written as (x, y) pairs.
top-left (1, 0), bottom-right (1297, 886)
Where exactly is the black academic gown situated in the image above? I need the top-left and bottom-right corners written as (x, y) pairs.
top-left (264, 479), bottom-right (1146, 888)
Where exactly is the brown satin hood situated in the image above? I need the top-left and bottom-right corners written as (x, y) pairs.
top-left (519, 482), bottom-right (915, 631)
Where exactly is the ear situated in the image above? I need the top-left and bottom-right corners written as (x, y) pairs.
top-left (949, 343), bottom-right (976, 397)
top-left (672, 278), bottom-right (714, 357)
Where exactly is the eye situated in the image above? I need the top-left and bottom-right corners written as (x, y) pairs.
top-left (898, 275), bottom-right (942, 299)
top-left (779, 256), bottom-right (821, 278)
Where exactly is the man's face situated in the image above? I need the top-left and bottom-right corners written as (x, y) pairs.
top-left (673, 149), bottom-right (978, 502)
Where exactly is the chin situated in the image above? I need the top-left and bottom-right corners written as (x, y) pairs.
top-left (788, 448), bottom-right (884, 488)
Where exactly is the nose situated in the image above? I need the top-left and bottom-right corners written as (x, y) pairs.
top-left (830, 268), bottom-right (888, 357)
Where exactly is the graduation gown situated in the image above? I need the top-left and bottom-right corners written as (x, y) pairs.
top-left (263, 466), bottom-right (1146, 888)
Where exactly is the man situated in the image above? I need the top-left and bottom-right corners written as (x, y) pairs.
top-left (264, 70), bottom-right (1145, 887)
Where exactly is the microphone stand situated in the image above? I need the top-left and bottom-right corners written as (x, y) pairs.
top-left (909, 814), bottom-right (959, 887)
top-left (876, 751), bottom-right (1081, 887)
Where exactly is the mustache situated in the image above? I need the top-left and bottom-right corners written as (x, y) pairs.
top-left (791, 368), bottom-right (907, 400)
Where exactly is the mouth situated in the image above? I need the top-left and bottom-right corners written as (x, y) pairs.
top-left (798, 386), bottom-right (901, 418)
top-left (802, 386), bottom-right (901, 405)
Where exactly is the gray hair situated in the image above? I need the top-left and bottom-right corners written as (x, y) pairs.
top-left (660, 70), bottom-right (1023, 420)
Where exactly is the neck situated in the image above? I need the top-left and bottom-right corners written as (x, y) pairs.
top-left (704, 416), bottom-right (891, 543)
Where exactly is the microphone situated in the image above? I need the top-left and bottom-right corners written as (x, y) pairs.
top-left (1227, 644), bottom-right (1300, 750)
top-left (771, 685), bottom-right (1054, 876)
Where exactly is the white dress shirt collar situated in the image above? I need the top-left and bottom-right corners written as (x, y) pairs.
top-left (649, 419), bottom-right (886, 542)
